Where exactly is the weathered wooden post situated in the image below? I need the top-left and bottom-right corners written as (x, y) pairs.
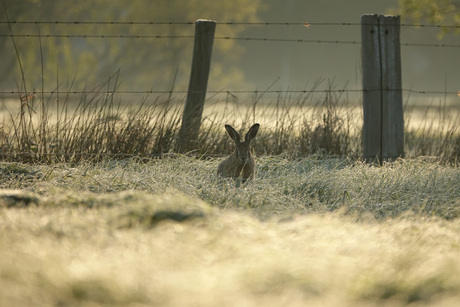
top-left (361, 14), bottom-right (404, 163)
top-left (176, 19), bottom-right (216, 153)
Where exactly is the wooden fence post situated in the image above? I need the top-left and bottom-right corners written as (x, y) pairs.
top-left (361, 14), bottom-right (404, 163)
top-left (176, 19), bottom-right (216, 153)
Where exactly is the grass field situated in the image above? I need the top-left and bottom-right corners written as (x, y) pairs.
top-left (1, 156), bottom-right (460, 306)
top-left (1, 76), bottom-right (459, 163)
top-left (1, 75), bottom-right (459, 305)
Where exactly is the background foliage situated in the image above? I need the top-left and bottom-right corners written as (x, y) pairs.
top-left (395, 0), bottom-right (460, 37)
top-left (0, 0), bottom-right (264, 91)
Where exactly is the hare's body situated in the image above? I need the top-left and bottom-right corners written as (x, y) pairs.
top-left (217, 124), bottom-right (259, 182)
top-left (217, 152), bottom-right (255, 179)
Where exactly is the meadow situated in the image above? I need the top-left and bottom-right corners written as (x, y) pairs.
top-left (1, 154), bottom-right (460, 306)
top-left (1, 78), bottom-right (460, 306)
top-left (1, 77), bottom-right (459, 164)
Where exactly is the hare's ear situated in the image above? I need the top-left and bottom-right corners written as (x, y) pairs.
top-left (225, 125), bottom-right (240, 143)
top-left (245, 123), bottom-right (260, 142)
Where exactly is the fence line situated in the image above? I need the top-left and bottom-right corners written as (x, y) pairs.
top-left (2, 20), bottom-right (459, 98)
top-left (1, 17), bottom-right (459, 162)
top-left (1, 89), bottom-right (459, 97)
top-left (2, 20), bottom-right (460, 29)
top-left (2, 34), bottom-right (460, 48)
top-left (218, 37), bottom-right (460, 48)
top-left (0, 34), bottom-right (196, 39)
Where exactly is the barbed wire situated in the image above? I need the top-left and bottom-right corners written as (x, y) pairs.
top-left (2, 19), bottom-right (459, 49)
top-left (1, 20), bottom-right (458, 98)
top-left (1, 33), bottom-right (460, 48)
top-left (0, 34), bottom-right (194, 39)
top-left (0, 21), bottom-right (194, 25)
top-left (1, 20), bottom-right (460, 29)
top-left (1, 89), bottom-right (459, 96)
top-left (218, 37), bottom-right (460, 48)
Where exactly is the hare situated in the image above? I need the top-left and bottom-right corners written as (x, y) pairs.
top-left (217, 123), bottom-right (260, 182)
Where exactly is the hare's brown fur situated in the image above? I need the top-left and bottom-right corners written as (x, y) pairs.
top-left (217, 124), bottom-right (259, 182)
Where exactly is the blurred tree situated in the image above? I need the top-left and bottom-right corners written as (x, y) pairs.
top-left (394, 0), bottom-right (460, 37)
top-left (1, 0), bottom-right (264, 92)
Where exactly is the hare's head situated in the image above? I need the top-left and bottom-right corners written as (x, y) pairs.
top-left (225, 124), bottom-right (259, 163)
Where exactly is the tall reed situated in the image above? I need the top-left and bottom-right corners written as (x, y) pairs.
top-left (0, 76), bottom-right (458, 163)
top-left (2, 22), bottom-right (458, 164)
